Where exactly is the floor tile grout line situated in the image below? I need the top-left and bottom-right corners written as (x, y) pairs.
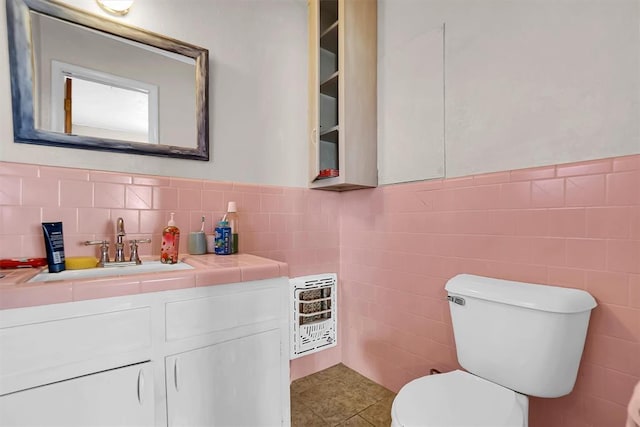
top-left (291, 363), bottom-right (396, 427)
top-left (295, 386), bottom-right (389, 424)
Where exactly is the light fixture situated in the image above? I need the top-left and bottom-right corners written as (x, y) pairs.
top-left (96, 0), bottom-right (134, 16)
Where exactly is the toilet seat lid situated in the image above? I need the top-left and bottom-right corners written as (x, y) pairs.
top-left (392, 370), bottom-right (525, 427)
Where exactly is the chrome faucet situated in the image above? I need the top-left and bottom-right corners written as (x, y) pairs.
top-left (114, 217), bottom-right (126, 262)
top-left (84, 217), bottom-right (151, 266)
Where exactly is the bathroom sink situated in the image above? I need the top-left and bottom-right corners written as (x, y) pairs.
top-left (27, 261), bottom-right (194, 283)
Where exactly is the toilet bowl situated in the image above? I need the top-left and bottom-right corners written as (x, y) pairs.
top-left (391, 370), bottom-right (528, 427)
top-left (390, 274), bottom-right (596, 427)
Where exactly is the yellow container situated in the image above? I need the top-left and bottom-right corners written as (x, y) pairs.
top-left (65, 256), bottom-right (98, 270)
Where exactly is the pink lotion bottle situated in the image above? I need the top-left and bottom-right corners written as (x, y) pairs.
top-left (161, 212), bottom-right (180, 264)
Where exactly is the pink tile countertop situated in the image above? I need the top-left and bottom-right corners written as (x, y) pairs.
top-left (0, 254), bottom-right (289, 310)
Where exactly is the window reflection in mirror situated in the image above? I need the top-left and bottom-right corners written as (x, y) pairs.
top-left (51, 62), bottom-right (159, 144)
top-left (65, 76), bottom-right (154, 143)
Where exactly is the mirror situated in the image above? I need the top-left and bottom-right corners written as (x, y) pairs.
top-left (5, 0), bottom-right (209, 160)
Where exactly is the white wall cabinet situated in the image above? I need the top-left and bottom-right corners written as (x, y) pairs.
top-left (0, 277), bottom-right (290, 426)
top-left (0, 362), bottom-right (154, 427)
top-left (308, 0), bottom-right (378, 191)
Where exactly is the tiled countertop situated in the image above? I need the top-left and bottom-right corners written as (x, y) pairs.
top-left (0, 254), bottom-right (288, 310)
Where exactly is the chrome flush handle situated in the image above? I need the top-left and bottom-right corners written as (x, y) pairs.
top-left (447, 295), bottom-right (466, 306)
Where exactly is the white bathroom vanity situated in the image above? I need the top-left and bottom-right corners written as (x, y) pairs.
top-left (0, 277), bottom-right (291, 426)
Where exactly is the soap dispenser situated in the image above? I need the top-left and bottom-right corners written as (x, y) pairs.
top-left (161, 212), bottom-right (180, 264)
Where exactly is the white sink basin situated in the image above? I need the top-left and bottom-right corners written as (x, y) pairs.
top-left (28, 261), bottom-right (194, 283)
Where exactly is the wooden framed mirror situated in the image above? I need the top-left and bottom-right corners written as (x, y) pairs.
top-left (6, 0), bottom-right (209, 160)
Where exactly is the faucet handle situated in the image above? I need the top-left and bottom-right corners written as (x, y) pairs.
top-left (84, 240), bottom-right (108, 245)
top-left (129, 239), bottom-right (151, 265)
top-left (84, 240), bottom-right (110, 266)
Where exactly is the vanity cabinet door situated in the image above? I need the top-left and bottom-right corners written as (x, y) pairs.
top-left (0, 362), bottom-right (154, 426)
top-left (166, 328), bottom-right (283, 426)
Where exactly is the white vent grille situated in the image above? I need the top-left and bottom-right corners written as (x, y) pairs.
top-left (290, 273), bottom-right (337, 359)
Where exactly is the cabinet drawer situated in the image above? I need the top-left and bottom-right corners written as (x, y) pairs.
top-left (0, 362), bottom-right (154, 426)
top-left (0, 306), bottom-right (152, 395)
top-left (166, 287), bottom-right (281, 341)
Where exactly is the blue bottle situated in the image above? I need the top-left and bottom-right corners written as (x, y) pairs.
top-left (214, 220), bottom-right (231, 255)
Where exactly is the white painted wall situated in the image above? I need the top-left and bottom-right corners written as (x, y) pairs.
top-left (3, 0), bottom-right (638, 187)
top-left (379, 0), bottom-right (640, 184)
top-left (0, 0), bottom-right (309, 187)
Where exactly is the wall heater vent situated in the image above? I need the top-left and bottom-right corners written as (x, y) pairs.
top-left (290, 273), bottom-right (337, 359)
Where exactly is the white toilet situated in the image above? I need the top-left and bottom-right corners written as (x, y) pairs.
top-left (391, 274), bottom-right (597, 427)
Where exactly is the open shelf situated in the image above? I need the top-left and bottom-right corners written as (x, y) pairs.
top-left (319, 21), bottom-right (338, 54)
top-left (319, 0), bottom-right (338, 33)
top-left (319, 126), bottom-right (338, 144)
top-left (320, 71), bottom-right (338, 98)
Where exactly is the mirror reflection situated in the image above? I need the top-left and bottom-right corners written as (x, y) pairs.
top-left (60, 73), bottom-right (156, 144)
top-left (6, 0), bottom-right (209, 160)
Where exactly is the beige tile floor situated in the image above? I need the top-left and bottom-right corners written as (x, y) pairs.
top-left (290, 364), bottom-right (396, 427)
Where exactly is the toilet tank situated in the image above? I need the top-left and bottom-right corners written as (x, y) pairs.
top-left (445, 274), bottom-right (597, 398)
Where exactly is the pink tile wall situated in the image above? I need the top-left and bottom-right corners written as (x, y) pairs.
top-left (0, 163), bottom-right (338, 272)
top-left (1, 155), bottom-right (638, 426)
top-left (340, 155), bottom-right (639, 427)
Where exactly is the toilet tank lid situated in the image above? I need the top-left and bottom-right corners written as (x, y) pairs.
top-left (445, 274), bottom-right (597, 313)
